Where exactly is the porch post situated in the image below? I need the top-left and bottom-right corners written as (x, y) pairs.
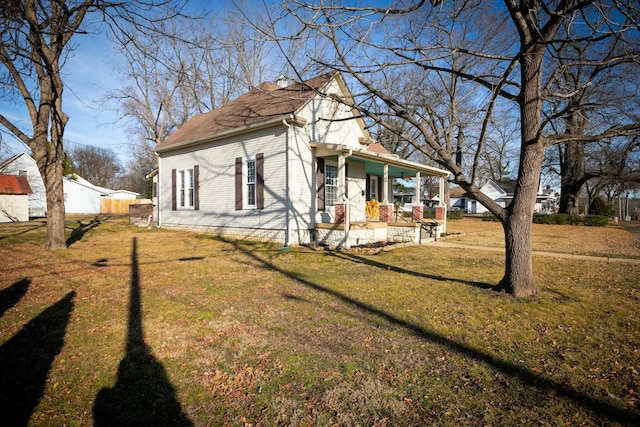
top-left (383, 164), bottom-right (389, 203)
top-left (415, 172), bottom-right (421, 204)
top-left (437, 176), bottom-right (447, 234)
top-left (338, 154), bottom-right (346, 201)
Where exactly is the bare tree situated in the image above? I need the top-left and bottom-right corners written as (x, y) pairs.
top-left (543, 16), bottom-right (640, 214)
top-left (67, 145), bottom-right (122, 189)
top-left (477, 110), bottom-right (520, 182)
top-left (109, 1), bottom-right (283, 196)
top-left (278, 0), bottom-right (640, 297)
top-left (0, 0), bottom-right (189, 249)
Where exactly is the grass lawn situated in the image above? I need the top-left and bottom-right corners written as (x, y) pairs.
top-left (1, 216), bottom-right (639, 426)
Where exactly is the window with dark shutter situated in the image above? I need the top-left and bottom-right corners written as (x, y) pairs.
top-left (256, 153), bottom-right (264, 209)
top-left (366, 174), bottom-right (371, 201)
top-left (317, 158), bottom-right (325, 211)
top-left (235, 157), bottom-right (242, 210)
top-left (193, 164), bottom-right (200, 210)
top-left (171, 169), bottom-right (177, 210)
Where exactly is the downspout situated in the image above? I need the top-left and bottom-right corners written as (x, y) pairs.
top-left (282, 119), bottom-right (292, 248)
top-left (340, 148), bottom-right (352, 249)
top-left (156, 152), bottom-right (161, 228)
top-left (342, 193), bottom-right (350, 249)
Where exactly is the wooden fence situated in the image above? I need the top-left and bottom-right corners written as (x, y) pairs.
top-left (100, 198), bottom-right (152, 214)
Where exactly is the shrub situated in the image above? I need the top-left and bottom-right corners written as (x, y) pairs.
top-left (554, 213), bottom-right (569, 225)
top-left (482, 212), bottom-right (499, 222)
top-left (423, 209), bottom-right (435, 219)
top-left (533, 213), bottom-right (586, 225)
top-left (584, 215), bottom-right (609, 227)
top-left (568, 215), bottom-right (584, 225)
top-left (589, 196), bottom-right (613, 217)
top-left (448, 210), bottom-right (464, 220)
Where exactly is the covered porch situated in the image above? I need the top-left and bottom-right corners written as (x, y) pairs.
top-left (311, 143), bottom-right (450, 248)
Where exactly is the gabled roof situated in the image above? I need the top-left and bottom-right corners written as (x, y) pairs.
top-left (0, 152), bottom-right (36, 170)
top-left (64, 175), bottom-right (111, 195)
top-left (450, 187), bottom-right (467, 198)
top-left (0, 174), bottom-right (32, 195)
top-left (493, 179), bottom-right (517, 196)
top-left (156, 72), bottom-right (339, 151)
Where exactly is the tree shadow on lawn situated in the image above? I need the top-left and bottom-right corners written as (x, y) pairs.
top-left (232, 241), bottom-right (640, 424)
top-left (0, 221), bottom-right (46, 240)
top-left (66, 217), bottom-right (102, 247)
top-left (329, 249), bottom-right (496, 290)
top-left (0, 278), bottom-right (31, 318)
top-left (93, 237), bottom-right (193, 427)
top-left (0, 289), bottom-right (75, 426)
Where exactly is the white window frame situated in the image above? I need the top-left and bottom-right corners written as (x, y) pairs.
top-left (369, 176), bottom-right (378, 201)
top-left (243, 156), bottom-right (257, 209)
top-left (325, 162), bottom-right (338, 207)
top-left (177, 168), bottom-right (194, 209)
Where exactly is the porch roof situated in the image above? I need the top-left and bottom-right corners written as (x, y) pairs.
top-left (311, 142), bottom-right (450, 178)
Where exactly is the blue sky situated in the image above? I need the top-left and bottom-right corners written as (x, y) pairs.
top-left (0, 0), bottom-right (425, 165)
top-left (0, 30), bottom-right (132, 163)
top-left (0, 34), bottom-right (136, 169)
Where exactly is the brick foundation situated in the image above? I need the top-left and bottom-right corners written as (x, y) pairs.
top-left (435, 206), bottom-right (446, 221)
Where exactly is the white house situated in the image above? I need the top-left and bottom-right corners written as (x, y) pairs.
top-left (0, 153), bottom-right (46, 217)
top-left (0, 174), bottom-right (32, 222)
top-left (154, 72), bottom-right (450, 247)
top-left (451, 179), bottom-right (558, 214)
top-left (63, 175), bottom-right (139, 214)
top-left (0, 152), bottom-right (140, 216)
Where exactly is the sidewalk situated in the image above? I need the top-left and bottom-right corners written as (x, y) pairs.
top-left (620, 221), bottom-right (640, 244)
top-left (425, 240), bottom-right (640, 265)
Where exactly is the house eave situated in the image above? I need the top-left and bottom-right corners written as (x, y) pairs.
top-left (155, 114), bottom-right (305, 154)
top-left (310, 142), bottom-right (450, 178)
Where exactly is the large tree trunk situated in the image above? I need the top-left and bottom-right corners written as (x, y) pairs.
top-left (43, 163), bottom-right (67, 250)
top-left (500, 216), bottom-right (537, 297)
top-left (558, 136), bottom-right (586, 214)
top-left (495, 10), bottom-right (551, 296)
top-left (496, 141), bottom-right (544, 297)
top-left (34, 135), bottom-right (67, 251)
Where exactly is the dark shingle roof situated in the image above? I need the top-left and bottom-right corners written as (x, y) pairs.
top-left (157, 72), bottom-right (338, 150)
top-left (0, 174), bottom-right (32, 195)
top-left (495, 179), bottom-right (517, 195)
top-left (449, 186), bottom-right (467, 198)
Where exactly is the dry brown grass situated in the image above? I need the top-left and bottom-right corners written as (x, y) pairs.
top-left (1, 216), bottom-right (639, 426)
top-left (446, 217), bottom-right (640, 258)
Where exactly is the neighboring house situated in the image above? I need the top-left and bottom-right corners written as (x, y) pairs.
top-left (451, 179), bottom-right (558, 214)
top-left (64, 175), bottom-right (139, 214)
top-left (449, 186), bottom-right (468, 211)
top-left (0, 174), bottom-right (32, 222)
top-left (0, 152), bottom-right (140, 215)
top-left (0, 152), bottom-right (46, 217)
top-left (154, 71), bottom-right (451, 247)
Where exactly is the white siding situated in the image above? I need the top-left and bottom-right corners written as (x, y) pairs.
top-left (288, 123), bottom-right (316, 240)
top-left (0, 194), bottom-right (30, 222)
top-left (159, 126), bottom-right (301, 237)
top-left (298, 79), bottom-right (366, 149)
top-left (346, 161), bottom-right (366, 222)
top-left (475, 181), bottom-right (507, 213)
top-left (157, 75), bottom-right (380, 244)
top-left (63, 178), bottom-right (104, 214)
top-left (0, 154), bottom-right (47, 216)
